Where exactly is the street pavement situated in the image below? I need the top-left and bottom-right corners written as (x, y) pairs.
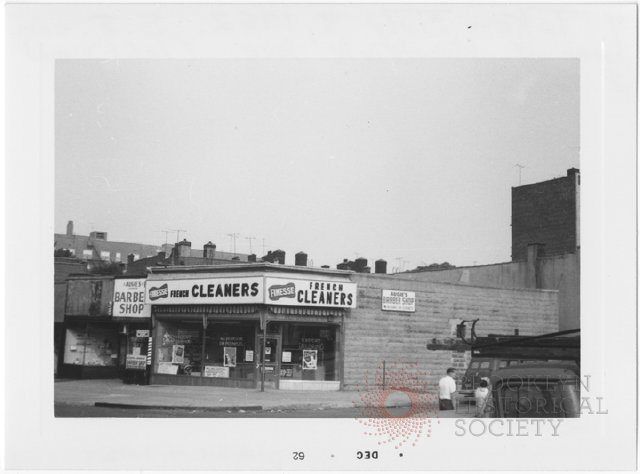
top-left (54, 378), bottom-right (473, 417)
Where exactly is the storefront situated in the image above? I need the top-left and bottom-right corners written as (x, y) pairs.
top-left (146, 265), bottom-right (356, 390)
top-left (60, 275), bottom-right (151, 381)
top-left (112, 277), bottom-right (152, 384)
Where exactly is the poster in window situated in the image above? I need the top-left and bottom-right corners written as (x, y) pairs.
top-left (172, 344), bottom-right (185, 364)
top-left (245, 350), bottom-right (253, 362)
top-left (282, 351), bottom-right (291, 363)
top-left (223, 346), bottom-right (237, 367)
top-left (302, 349), bottom-right (317, 370)
top-left (204, 365), bottom-right (229, 378)
top-left (157, 362), bottom-right (179, 375)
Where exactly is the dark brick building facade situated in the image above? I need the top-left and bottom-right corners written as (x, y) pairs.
top-left (511, 168), bottom-right (580, 261)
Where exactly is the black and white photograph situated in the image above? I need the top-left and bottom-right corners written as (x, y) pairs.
top-left (5, 3), bottom-right (637, 471)
top-left (51, 56), bottom-right (583, 419)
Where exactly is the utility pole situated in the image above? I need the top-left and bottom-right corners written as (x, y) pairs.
top-left (515, 164), bottom-right (526, 185)
top-left (227, 233), bottom-right (239, 256)
top-left (245, 236), bottom-right (255, 254)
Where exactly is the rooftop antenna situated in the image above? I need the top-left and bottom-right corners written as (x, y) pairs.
top-left (395, 257), bottom-right (403, 273)
top-left (515, 164), bottom-right (526, 185)
top-left (159, 230), bottom-right (173, 245)
top-left (245, 236), bottom-right (255, 254)
top-left (171, 229), bottom-right (187, 242)
top-left (262, 238), bottom-right (266, 255)
top-left (227, 233), bottom-right (239, 256)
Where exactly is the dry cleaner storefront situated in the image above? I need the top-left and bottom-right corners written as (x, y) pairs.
top-left (146, 264), bottom-right (356, 390)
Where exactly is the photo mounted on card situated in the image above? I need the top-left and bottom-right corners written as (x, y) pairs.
top-left (4, 2), bottom-right (636, 471)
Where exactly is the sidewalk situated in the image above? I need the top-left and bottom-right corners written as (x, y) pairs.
top-left (54, 379), bottom-right (391, 411)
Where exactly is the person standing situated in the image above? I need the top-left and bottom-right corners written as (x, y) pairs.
top-left (474, 378), bottom-right (491, 417)
top-left (438, 368), bottom-right (457, 411)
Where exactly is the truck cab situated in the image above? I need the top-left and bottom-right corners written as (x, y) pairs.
top-left (487, 363), bottom-right (581, 417)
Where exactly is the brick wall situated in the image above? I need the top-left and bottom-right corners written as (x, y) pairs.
top-left (342, 274), bottom-right (559, 391)
top-left (511, 171), bottom-right (578, 260)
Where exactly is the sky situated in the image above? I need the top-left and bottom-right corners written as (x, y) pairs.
top-left (55, 59), bottom-right (579, 270)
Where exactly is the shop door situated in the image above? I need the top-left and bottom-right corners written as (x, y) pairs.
top-left (258, 336), bottom-right (280, 389)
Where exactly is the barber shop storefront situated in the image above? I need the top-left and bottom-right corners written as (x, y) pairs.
top-left (146, 265), bottom-right (356, 391)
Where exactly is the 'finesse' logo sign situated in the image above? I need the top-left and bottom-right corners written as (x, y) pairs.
top-left (148, 284), bottom-right (169, 301)
top-left (268, 282), bottom-right (296, 300)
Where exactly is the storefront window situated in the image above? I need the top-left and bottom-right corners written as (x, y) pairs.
top-left (281, 324), bottom-right (337, 381)
top-left (63, 324), bottom-right (119, 367)
top-left (154, 320), bottom-right (203, 376)
top-left (203, 322), bottom-right (256, 381)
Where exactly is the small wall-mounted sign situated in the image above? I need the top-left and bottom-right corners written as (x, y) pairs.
top-left (381, 290), bottom-right (416, 312)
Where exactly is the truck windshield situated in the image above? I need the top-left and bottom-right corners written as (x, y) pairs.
top-left (495, 378), bottom-right (579, 417)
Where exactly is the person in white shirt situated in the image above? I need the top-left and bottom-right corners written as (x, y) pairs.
top-left (474, 378), bottom-right (491, 417)
top-left (438, 368), bottom-right (457, 411)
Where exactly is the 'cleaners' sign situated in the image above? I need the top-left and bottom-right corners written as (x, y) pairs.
top-left (146, 277), bottom-right (263, 305)
top-left (112, 279), bottom-right (151, 318)
top-left (265, 277), bottom-right (357, 308)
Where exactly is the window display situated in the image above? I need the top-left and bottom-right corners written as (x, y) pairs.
top-left (204, 322), bottom-right (256, 380)
top-left (63, 325), bottom-right (119, 367)
top-left (281, 324), bottom-right (337, 381)
top-left (154, 320), bottom-right (202, 376)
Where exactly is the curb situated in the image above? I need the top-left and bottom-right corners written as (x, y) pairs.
top-left (94, 402), bottom-right (263, 412)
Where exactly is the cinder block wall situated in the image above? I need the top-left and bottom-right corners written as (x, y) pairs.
top-left (342, 274), bottom-right (559, 391)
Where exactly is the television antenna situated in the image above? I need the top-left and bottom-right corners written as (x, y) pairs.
top-left (515, 164), bottom-right (526, 185)
top-left (170, 229), bottom-right (187, 242)
top-left (245, 236), bottom-right (256, 254)
top-left (227, 233), bottom-right (239, 255)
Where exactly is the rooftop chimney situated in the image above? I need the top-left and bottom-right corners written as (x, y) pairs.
top-left (262, 249), bottom-right (285, 264)
top-left (66, 220), bottom-right (74, 237)
top-left (248, 254), bottom-right (257, 263)
top-left (354, 257), bottom-right (368, 273)
top-left (295, 251), bottom-right (308, 267)
top-left (175, 239), bottom-right (191, 259)
top-left (375, 259), bottom-right (387, 274)
top-left (203, 241), bottom-right (216, 259)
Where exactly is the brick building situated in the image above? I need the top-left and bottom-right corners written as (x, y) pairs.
top-left (511, 168), bottom-right (580, 260)
top-left (400, 169), bottom-right (580, 330)
top-left (55, 221), bottom-right (163, 263)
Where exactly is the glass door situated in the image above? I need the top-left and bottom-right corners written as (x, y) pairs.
top-left (257, 336), bottom-right (280, 389)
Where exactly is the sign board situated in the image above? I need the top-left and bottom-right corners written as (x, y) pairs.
top-left (381, 290), bottom-right (416, 312)
top-left (204, 366), bottom-right (229, 378)
top-left (136, 329), bottom-right (150, 338)
top-left (146, 277), bottom-right (263, 305)
top-left (112, 279), bottom-right (150, 318)
top-left (125, 354), bottom-right (147, 370)
top-left (157, 362), bottom-right (178, 375)
top-left (265, 277), bottom-right (357, 308)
